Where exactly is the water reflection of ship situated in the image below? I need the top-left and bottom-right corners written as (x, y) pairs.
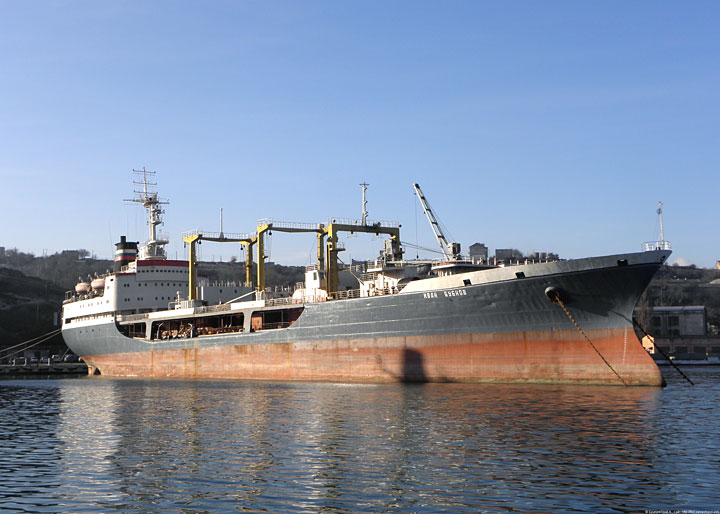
top-left (69, 380), bottom-right (669, 511)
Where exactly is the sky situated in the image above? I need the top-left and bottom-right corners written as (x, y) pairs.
top-left (1, 1), bottom-right (718, 268)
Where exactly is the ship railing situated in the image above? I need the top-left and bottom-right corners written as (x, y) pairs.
top-left (117, 313), bottom-right (149, 323)
top-left (182, 229), bottom-right (256, 241)
top-left (260, 321), bottom-right (292, 330)
top-left (333, 289), bottom-right (362, 300)
top-left (140, 236), bottom-right (170, 249)
top-left (209, 280), bottom-right (247, 287)
top-left (432, 259), bottom-right (476, 266)
top-left (266, 297), bottom-right (304, 306)
top-left (116, 302), bottom-right (236, 323)
top-left (642, 240), bottom-right (672, 252)
top-left (366, 259), bottom-right (406, 269)
top-left (257, 219), bottom-right (322, 231)
top-left (328, 218), bottom-right (400, 228)
top-left (196, 304), bottom-right (232, 314)
top-left (63, 289), bottom-right (105, 304)
top-left (305, 263), bottom-right (365, 274)
top-left (152, 230), bottom-right (170, 243)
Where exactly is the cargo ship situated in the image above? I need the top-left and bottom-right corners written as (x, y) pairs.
top-left (61, 170), bottom-right (670, 385)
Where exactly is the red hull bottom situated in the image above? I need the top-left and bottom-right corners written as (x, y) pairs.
top-left (83, 328), bottom-right (663, 386)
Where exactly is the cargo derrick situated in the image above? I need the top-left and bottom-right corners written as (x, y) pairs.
top-left (254, 219), bottom-right (401, 298)
top-left (255, 220), bottom-right (327, 295)
top-left (323, 221), bottom-right (401, 297)
top-left (181, 230), bottom-right (257, 302)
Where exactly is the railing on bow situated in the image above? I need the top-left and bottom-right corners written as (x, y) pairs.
top-left (642, 241), bottom-right (672, 252)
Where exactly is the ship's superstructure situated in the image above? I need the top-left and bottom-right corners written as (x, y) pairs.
top-left (61, 172), bottom-right (670, 385)
top-left (62, 169), bottom-right (252, 332)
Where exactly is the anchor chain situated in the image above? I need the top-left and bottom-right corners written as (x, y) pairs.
top-left (554, 297), bottom-right (628, 386)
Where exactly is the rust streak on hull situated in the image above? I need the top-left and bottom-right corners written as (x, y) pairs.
top-left (82, 328), bottom-right (663, 386)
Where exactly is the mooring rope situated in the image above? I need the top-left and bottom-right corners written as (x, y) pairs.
top-left (0, 328), bottom-right (62, 359)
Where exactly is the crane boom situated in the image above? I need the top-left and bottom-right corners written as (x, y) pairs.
top-left (413, 183), bottom-right (461, 260)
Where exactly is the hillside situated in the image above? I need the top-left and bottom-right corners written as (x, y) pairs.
top-left (638, 264), bottom-right (720, 334)
top-left (0, 267), bottom-right (66, 354)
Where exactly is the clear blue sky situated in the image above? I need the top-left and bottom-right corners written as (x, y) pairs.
top-left (1, 1), bottom-right (718, 267)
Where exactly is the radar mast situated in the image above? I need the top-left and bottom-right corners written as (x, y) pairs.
top-left (125, 167), bottom-right (169, 259)
top-left (642, 200), bottom-right (672, 252)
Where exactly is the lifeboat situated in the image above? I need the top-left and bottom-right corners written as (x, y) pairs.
top-left (75, 281), bottom-right (91, 295)
top-left (91, 277), bottom-right (105, 291)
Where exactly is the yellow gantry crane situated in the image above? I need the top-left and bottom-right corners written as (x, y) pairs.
top-left (182, 230), bottom-right (257, 301)
top-left (255, 219), bottom-right (401, 298)
top-left (255, 219), bottom-right (327, 294)
top-left (182, 217), bottom-right (402, 302)
top-left (323, 220), bottom-right (401, 296)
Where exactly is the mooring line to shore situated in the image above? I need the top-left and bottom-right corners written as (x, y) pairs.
top-left (631, 318), bottom-right (694, 386)
top-left (0, 328), bottom-right (62, 360)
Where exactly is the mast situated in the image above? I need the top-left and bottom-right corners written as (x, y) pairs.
top-left (642, 200), bottom-right (671, 252)
top-left (360, 182), bottom-right (369, 226)
top-left (125, 167), bottom-right (169, 259)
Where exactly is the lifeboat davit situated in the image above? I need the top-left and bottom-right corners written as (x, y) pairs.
top-left (91, 277), bottom-right (105, 291)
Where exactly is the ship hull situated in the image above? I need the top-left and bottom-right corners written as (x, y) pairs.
top-left (79, 328), bottom-right (660, 385)
top-left (62, 251), bottom-right (669, 386)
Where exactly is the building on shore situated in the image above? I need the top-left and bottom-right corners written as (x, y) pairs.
top-left (640, 305), bottom-right (720, 359)
top-left (469, 243), bottom-right (488, 263)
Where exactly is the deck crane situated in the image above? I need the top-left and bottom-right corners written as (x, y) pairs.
top-left (412, 183), bottom-right (461, 261)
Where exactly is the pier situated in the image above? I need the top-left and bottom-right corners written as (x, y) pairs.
top-left (0, 361), bottom-right (88, 376)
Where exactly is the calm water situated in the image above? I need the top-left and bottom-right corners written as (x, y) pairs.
top-left (1, 368), bottom-right (719, 514)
